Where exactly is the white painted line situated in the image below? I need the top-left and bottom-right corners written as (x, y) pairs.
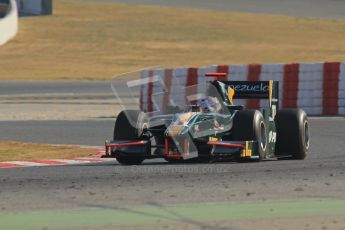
top-left (75, 157), bottom-right (115, 161)
top-left (50, 159), bottom-right (93, 164)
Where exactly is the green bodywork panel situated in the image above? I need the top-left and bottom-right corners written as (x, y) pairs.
top-left (163, 80), bottom-right (280, 159)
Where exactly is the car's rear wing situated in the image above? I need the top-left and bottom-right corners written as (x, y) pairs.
top-left (214, 80), bottom-right (279, 120)
top-left (221, 80), bottom-right (278, 99)
top-left (205, 73), bottom-right (279, 110)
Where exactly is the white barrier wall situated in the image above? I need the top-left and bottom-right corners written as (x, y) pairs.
top-left (141, 62), bottom-right (345, 116)
top-left (0, 0), bottom-right (18, 46)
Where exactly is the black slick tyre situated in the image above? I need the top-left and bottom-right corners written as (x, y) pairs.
top-left (275, 109), bottom-right (309, 159)
top-left (232, 110), bottom-right (268, 161)
top-left (113, 110), bottom-right (148, 165)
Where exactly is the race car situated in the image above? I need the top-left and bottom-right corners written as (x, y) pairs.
top-left (105, 72), bottom-right (310, 165)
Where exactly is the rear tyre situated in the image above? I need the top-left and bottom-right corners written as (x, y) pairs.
top-left (113, 110), bottom-right (148, 165)
top-left (275, 109), bottom-right (309, 159)
top-left (232, 110), bottom-right (267, 161)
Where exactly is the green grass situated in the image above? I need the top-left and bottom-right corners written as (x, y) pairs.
top-left (0, 0), bottom-right (345, 80)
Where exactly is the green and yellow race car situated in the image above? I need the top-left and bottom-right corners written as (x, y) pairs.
top-left (105, 73), bottom-right (309, 165)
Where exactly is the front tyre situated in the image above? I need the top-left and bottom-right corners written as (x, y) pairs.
top-left (275, 109), bottom-right (309, 159)
top-left (113, 110), bottom-right (147, 165)
top-left (116, 154), bottom-right (144, 165)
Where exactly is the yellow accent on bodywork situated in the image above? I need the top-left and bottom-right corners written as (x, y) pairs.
top-left (228, 86), bottom-right (235, 105)
top-left (177, 112), bottom-right (197, 123)
top-left (169, 112), bottom-right (197, 136)
top-left (269, 80), bottom-right (273, 107)
top-left (209, 137), bottom-right (219, 141)
top-left (241, 141), bottom-right (252, 157)
top-left (168, 125), bottom-right (184, 136)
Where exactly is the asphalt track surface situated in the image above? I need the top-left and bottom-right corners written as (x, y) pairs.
top-left (0, 118), bottom-right (344, 217)
top-left (92, 0), bottom-right (345, 19)
top-left (0, 81), bottom-right (115, 146)
top-left (0, 120), bottom-right (114, 146)
top-left (0, 80), bottom-right (113, 96)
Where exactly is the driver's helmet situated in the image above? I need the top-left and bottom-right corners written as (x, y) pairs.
top-left (198, 97), bottom-right (221, 113)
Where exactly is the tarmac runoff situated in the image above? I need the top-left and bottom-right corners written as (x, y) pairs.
top-left (0, 199), bottom-right (344, 229)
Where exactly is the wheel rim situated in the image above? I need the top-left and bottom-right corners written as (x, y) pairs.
top-left (304, 120), bottom-right (310, 150)
top-left (260, 121), bottom-right (267, 151)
